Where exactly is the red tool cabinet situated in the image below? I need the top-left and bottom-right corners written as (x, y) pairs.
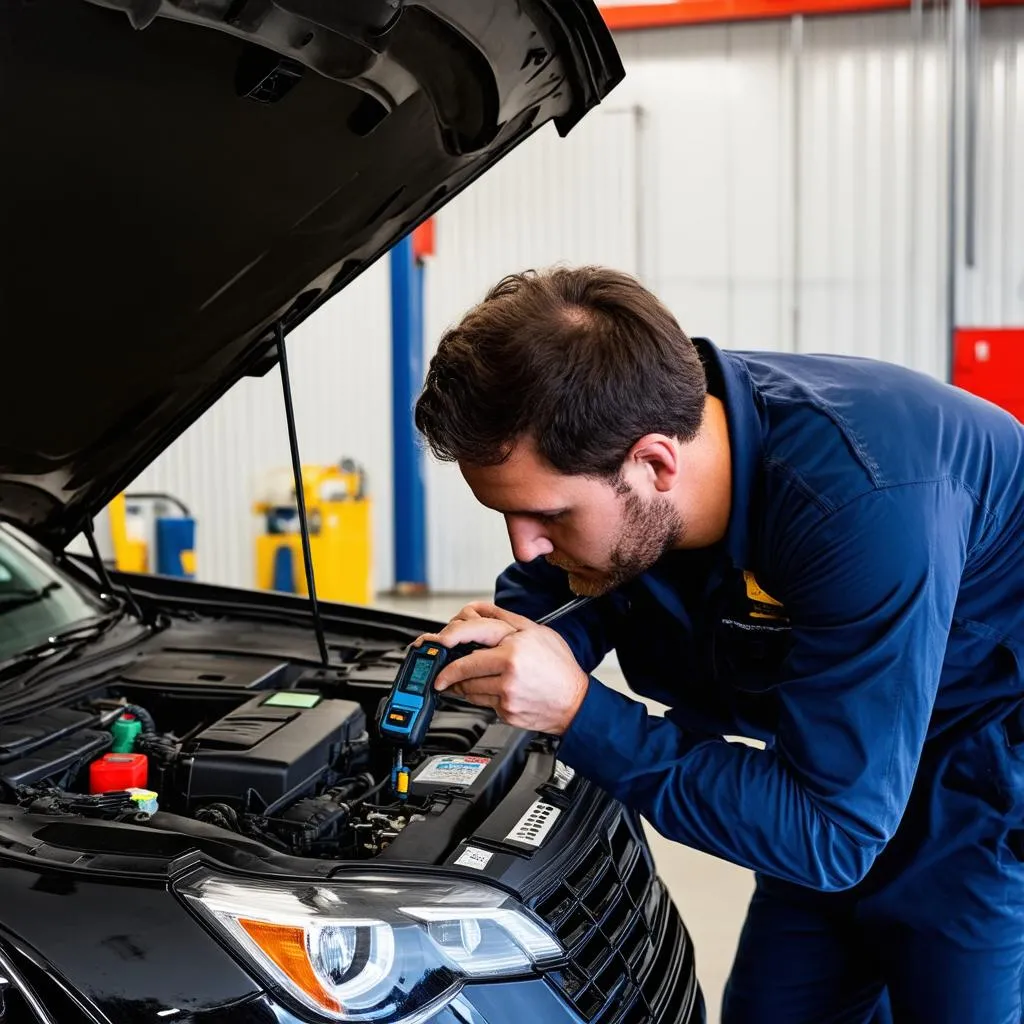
top-left (952, 328), bottom-right (1024, 423)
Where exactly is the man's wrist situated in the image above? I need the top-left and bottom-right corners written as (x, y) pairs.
top-left (559, 669), bottom-right (590, 734)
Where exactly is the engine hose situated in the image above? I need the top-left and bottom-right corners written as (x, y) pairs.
top-left (345, 775), bottom-right (389, 810)
top-left (196, 803), bottom-right (241, 832)
top-left (136, 733), bottom-right (178, 766)
top-left (209, 802), bottom-right (241, 830)
top-left (328, 773), bottom-right (376, 805)
top-left (119, 703), bottom-right (156, 735)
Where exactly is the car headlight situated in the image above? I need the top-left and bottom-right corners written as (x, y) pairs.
top-left (176, 872), bottom-right (563, 1022)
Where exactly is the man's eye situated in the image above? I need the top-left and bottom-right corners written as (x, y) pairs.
top-left (539, 512), bottom-right (566, 524)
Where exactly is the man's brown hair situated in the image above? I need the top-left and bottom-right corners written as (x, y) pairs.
top-left (414, 266), bottom-right (707, 478)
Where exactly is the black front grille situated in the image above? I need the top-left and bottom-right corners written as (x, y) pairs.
top-left (532, 812), bottom-right (697, 1022)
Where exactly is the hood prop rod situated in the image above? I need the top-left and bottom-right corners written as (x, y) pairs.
top-left (81, 518), bottom-right (146, 622)
top-left (275, 321), bottom-right (330, 666)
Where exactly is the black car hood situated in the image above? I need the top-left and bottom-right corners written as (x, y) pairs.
top-left (0, 0), bottom-right (622, 549)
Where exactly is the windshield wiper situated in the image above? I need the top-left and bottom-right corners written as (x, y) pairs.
top-left (0, 607), bottom-right (126, 683)
top-left (0, 581), bottom-right (62, 610)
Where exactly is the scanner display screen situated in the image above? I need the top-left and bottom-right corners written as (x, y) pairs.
top-left (403, 656), bottom-right (435, 696)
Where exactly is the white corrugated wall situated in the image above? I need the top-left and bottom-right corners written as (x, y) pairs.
top-left (611, 10), bottom-right (957, 377)
top-left (615, 21), bottom-right (799, 352)
top-left (960, 9), bottom-right (1024, 327)
top-left (794, 12), bottom-right (952, 376)
top-left (127, 9), bottom-right (1023, 595)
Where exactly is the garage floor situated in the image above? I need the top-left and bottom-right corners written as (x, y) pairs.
top-left (374, 592), bottom-right (754, 1024)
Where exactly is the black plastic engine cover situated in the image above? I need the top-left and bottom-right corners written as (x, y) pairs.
top-left (0, 708), bottom-right (97, 764)
top-left (179, 692), bottom-right (366, 815)
top-left (0, 729), bottom-right (111, 790)
top-left (119, 652), bottom-right (291, 694)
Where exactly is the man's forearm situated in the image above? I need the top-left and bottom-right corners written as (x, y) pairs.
top-left (558, 678), bottom-right (884, 892)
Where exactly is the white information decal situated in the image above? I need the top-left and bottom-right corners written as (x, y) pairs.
top-left (415, 754), bottom-right (491, 787)
top-left (454, 846), bottom-right (494, 870)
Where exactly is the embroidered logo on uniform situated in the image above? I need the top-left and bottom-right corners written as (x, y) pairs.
top-left (743, 571), bottom-right (788, 622)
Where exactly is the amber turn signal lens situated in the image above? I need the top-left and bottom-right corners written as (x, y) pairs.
top-left (239, 918), bottom-right (342, 1013)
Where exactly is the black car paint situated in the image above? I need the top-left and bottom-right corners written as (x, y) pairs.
top-left (0, 865), bottom-right (261, 1017)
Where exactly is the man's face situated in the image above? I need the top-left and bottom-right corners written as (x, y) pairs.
top-left (460, 440), bottom-right (684, 596)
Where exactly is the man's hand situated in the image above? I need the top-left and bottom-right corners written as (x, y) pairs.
top-left (413, 602), bottom-right (589, 734)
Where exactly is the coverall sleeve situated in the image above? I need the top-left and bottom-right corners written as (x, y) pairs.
top-left (494, 557), bottom-right (617, 675)
top-left (557, 484), bottom-right (970, 891)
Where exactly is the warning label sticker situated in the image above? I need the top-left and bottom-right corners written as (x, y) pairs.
top-left (415, 754), bottom-right (491, 787)
top-left (454, 846), bottom-right (494, 870)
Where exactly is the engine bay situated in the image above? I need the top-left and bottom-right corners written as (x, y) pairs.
top-left (0, 639), bottom-right (538, 862)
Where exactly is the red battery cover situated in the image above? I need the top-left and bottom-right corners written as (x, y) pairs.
top-left (89, 752), bottom-right (148, 793)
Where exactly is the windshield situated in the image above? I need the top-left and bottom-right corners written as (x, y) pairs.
top-left (0, 524), bottom-right (108, 661)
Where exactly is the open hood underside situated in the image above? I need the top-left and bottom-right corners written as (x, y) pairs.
top-left (0, 0), bottom-right (622, 547)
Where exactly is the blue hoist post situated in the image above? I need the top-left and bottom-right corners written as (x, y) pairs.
top-left (390, 234), bottom-right (428, 593)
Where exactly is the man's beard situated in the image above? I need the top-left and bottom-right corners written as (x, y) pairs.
top-left (548, 491), bottom-right (685, 597)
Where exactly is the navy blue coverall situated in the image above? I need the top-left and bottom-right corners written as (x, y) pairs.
top-left (495, 339), bottom-right (1024, 1023)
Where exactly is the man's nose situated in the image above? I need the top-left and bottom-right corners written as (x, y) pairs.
top-left (506, 517), bottom-right (554, 563)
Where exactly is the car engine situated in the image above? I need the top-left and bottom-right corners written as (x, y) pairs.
top-left (0, 646), bottom-right (526, 862)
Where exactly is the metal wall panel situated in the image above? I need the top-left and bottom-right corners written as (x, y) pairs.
top-left (960, 10), bottom-right (1024, 326)
top-left (615, 22), bottom-right (798, 352)
top-left (131, 262), bottom-right (392, 591)
top-left (797, 10), bottom-right (953, 378)
top-left (616, 8), bottom-right (1021, 379)
top-left (422, 109), bottom-right (641, 592)
top-left (615, 10), bottom-right (964, 377)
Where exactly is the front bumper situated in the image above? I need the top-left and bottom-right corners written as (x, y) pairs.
top-left (1, 887), bottom-right (702, 1024)
top-left (235, 971), bottom-right (704, 1024)
top-left (1, 920), bottom-right (701, 1024)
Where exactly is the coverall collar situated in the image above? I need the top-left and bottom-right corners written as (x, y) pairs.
top-left (692, 337), bottom-right (764, 571)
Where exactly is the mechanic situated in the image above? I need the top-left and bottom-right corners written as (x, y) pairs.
top-left (412, 266), bottom-right (1024, 1024)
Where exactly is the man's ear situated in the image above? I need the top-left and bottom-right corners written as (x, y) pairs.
top-left (623, 434), bottom-right (681, 493)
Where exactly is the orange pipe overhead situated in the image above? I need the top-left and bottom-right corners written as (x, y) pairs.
top-left (600, 0), bottom-right (1022, 30)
